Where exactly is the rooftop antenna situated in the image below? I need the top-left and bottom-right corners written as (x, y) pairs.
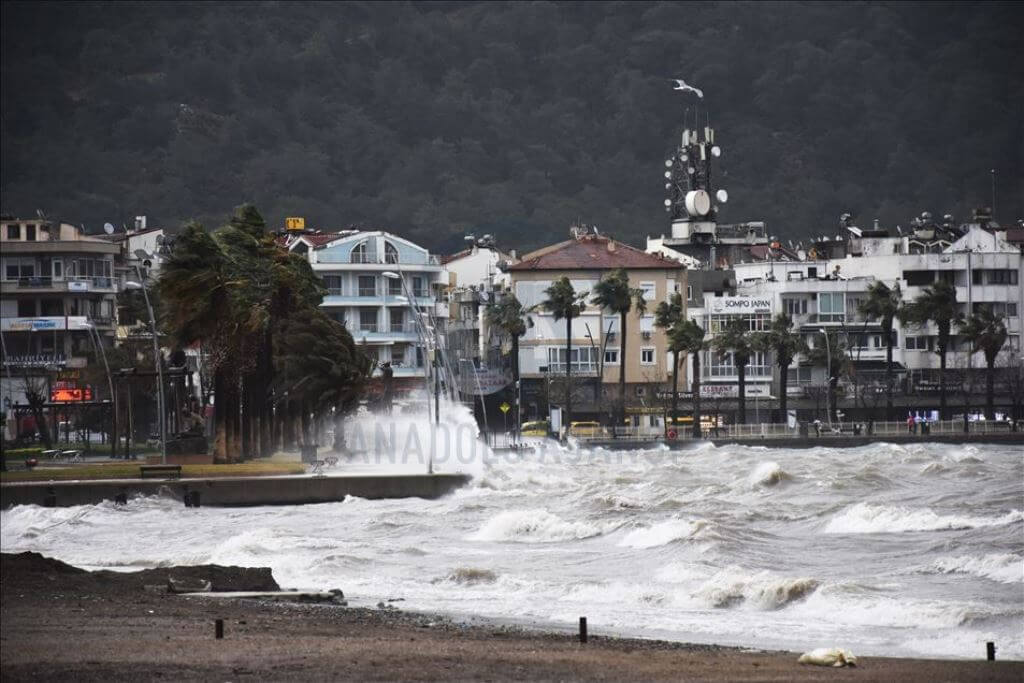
top-left (103, 222), bottom-right (115, 235)
top-left (990, 169), bottom-right (996, 218)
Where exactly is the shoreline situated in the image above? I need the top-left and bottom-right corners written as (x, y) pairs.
top-left (2, 552), bottom-right (1021, 681)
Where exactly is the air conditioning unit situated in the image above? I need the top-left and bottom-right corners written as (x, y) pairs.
top-left (642, 331), bottom-right (652, 340)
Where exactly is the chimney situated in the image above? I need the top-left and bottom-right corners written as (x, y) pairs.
top-left (607, 240), bottom-right (616, 253)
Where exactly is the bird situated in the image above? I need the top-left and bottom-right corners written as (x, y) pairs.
top-left (672, 79), bottom-right (703, 98)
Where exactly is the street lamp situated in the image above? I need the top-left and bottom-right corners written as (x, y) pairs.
top-left (80, 321), bottom-right (117, 458)
top-left (384, 270), bottom-right (436, 473)
top-left (819, 328), bottom-right (833, 430)
top-left (124, 277), bottom-right (166, 464)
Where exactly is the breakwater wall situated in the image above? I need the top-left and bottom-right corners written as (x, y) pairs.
top-left (1, 473), bottom-right (471, 509)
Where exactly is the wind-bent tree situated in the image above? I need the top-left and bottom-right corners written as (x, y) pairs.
top-left (713, 318), bottom-right (754, 424)
top-left (675, 319), bottom-right (708, 438)
top-left (591, 268), bottom-right (646, 426)
top-left (900, 280), bottom-right (960, 419)
top-left (859, 281), bottom-right (902, 415)
top-left (753, 313), bottom-right (805, 425)
top-left (960, 307), bottom-right (1007, 420)
top-left (485, 292), bottom-right (531, 438)
top-left (654, 293), bottom-right (685, 431)
top-left (807, 329), bottom-right (848, 425)
top-left (541, 277), bottom-right (585, 438)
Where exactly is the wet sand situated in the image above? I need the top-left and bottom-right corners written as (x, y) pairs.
top-left (2, 553), bottom-right (1020, 682)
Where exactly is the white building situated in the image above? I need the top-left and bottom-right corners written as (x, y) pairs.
top-left (282, 230), bottom-right (446, 383)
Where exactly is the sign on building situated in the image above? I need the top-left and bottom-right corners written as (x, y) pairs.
top-left (708, 296), bottom-right (774, 314)
top-left (285, 217), bottom-right (306, 231)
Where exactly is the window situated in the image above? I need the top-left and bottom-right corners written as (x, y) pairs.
top-left (639, 315), bottom-right (654, 333)
top-left (412, 276), bottom-right (426, 297)
top-left (640, 347), bottom-right (655, 365)
top-left (687, 285), bottom-right (693, 300)
top-left (604, 348), bottom-right (620, 364)
top-left (987, 269), bottom-right (1018, 285)
top-left (358, 275), bottom-right (377, 297)
top-left (52, 260), bottom-right (63, 279)
top-left (817, 292), bottom-right (845, 322)
top-left (322, 275), bottom-right (342, 295)
top-left (783, 298), bottom-right (808, 316)
top-left (602, 316), bottom-right (619, 340)
top-left (906, 336), bottom-right (934, 351)
top-left (6, 224), bottom-right (20, 239)
top-left (390, 309), bottom-right (405, 332)
top-left (546, 346), bottom-right (597, 373)
top-left (388, 277), bottom-right (402, 296)
top-left (903, 270), bottom-right (934, 287)
top-left (786, 366), bottom-right (813, 383)
top-left (384, 241), bottom-right (399, 264)
top-left (938, 270), bottom-right (955, 285)
top-left (359, 308), bottom-right (377, 332)
top-left (972, 301), bottom-right (1019, 318)
top-left (350, 241), bottom-right (373, 263)
top-left (639, 281), bottom-right (656, 304)
top-left (807, 267), bottom-right (817, 279)
top-left (17, 299), bottom-right (35, 316)
top-left (25, 224), bottom-right (36, 241)
top-left (972, 270), bottom-right (983, 285)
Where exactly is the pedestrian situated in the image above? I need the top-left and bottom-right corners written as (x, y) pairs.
top-left (813, 419), bottom-right (821, 437)
top-left (906, 414), bottom-right (914, 434)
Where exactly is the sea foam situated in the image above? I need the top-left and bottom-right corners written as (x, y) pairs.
top-left (823, 503), bottom-right (1023, 534)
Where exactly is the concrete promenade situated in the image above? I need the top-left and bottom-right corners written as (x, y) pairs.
top-left (1, 471), bottom-right (471, 509)
top-left (578, 432), bottom-right (1024, 451)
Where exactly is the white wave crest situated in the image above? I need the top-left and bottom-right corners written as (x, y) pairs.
top-left (929, 554), bottom-right (1024, 584)
top-left (694, 566), bottom-right (820, 610)
top-left (617, 518), bottom-right (715, 549)
top-left (823, 503), bottom-right (1023, 534)
top-left (748, 461), bottom-right (790, 488)
top-left (470, 509), bottom-right (611, 543)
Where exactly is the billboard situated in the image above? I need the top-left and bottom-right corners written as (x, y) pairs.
top-left (285, 217), bottom-right (306, 231)
top-left (50, 387), bottom-right (94, 402)
top-left (707, 296), bottom-right (774, 314)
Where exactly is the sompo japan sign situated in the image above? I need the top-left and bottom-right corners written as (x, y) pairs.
top-left (708, 296), bottom-right (773, 314)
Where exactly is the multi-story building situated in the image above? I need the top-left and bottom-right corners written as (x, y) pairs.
top-left (1, 217), bottom-right (120, 407)
top-left (281, 229), bottom-right (447, 394)
top-left (504, 227), bottom-right (688, 426)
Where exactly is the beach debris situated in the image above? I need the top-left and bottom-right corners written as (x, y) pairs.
top-left (798, 647), bottom-right (857, 667)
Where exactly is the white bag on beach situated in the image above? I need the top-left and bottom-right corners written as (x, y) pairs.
top-left (798, 647), bottom-right (858, 667)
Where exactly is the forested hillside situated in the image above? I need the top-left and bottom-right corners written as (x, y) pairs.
top-left (2, 1), bottom-right (1021, 253)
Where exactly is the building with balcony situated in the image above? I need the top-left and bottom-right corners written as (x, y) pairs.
top-left (503, 227), bottom-right (688, 424)
top-left (281, 229), bottom-right (446, 392)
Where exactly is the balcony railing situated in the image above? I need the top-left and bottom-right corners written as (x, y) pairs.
top-left (348, 253), bottom-right (441, 265)
top-left (16, 276), bottom-right (52, 288)
top-left (358, 287), bottom-right (378, 297)
top-left (358, 323), bottom-right (379, 333)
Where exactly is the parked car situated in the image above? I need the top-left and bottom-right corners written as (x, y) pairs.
top-left (567, 421), bottom-right (606, 438)
top-left (520, 420), bottom-right (550, 437)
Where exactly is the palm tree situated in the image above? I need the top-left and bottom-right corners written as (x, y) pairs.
top-left (485, 292), bottom-right (531, 438)
top-left (654, 293), bottom-right (685, 431)
top-left (675, 319), bottom-right (708, 438)
top-left (753, 313), bottom-right (805, 425)
top-left (960, 307), bottom-right (1007, 420)
top-left (807, 329), bottom-right (848, 425)
top-left (900, 280), bottom-right (961, 419)
top-left (591, 268), bottom-right (646, 426)
top-left (713, 318), bottom-right (754, 424)
top-left (859, 281), bottom-right (902, 416)
top-left (541, 277), bottom-right (586, 438)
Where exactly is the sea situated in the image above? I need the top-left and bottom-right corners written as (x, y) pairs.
top-left (2, 404), bottom-right (1022, 660)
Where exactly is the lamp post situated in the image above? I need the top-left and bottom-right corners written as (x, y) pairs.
top-left (124, 271), bottom-right (166, 464)
top-left (819, 328), bottom-right (833, 430)
top-left (80, 321), bottom-right (117, 458)
top-left (384, 271), bottom-right (436, 474)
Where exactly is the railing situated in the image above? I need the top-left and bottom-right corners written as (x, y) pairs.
top-left (358, 323), bottom-right (378, 333)
top-left (347, 253), bottom-right (441, 265)
top-left (358, 287), bottom-right (378, 297)
top-left (16, 276), bottom-right (53, 288)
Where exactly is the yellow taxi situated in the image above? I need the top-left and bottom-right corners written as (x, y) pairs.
top-left (567, 421), bottom-right (606, 438)
top-left (520, 420), bottom-right (550, 437)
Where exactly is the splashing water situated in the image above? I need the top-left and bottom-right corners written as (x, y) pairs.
top-left (2, 439), bottom-right (1022, 660)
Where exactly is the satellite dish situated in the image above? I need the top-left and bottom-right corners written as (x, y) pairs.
top-left (103, 222), bottom-right (115, 235)
top-left (680, 154), bottom-right (689, 162)
top-left (664, 171), bottom-right (672, 179)
top-left (664, 159), bottom-right (673, 167)
top-left (684, 190), bottom-right (712, 217)
top-left (716, 189), bottom-right (729, 203)
top-left (664, 183), bottom-right (672, 190)
top-left (711, 145), bottom-right (722, 158)
top-left (664, 199), bottom-right (672, 207)
top-left (687, 166), bottom-right (695, 175)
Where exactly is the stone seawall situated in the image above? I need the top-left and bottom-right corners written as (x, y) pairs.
top-left (579, 433), bottom-right (1024, 451)
top-left (1, 473), bottom-right (471, 509)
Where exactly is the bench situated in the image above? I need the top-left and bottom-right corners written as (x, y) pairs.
top-left (140, 464), bottom-right (182, 479)
top-left (61, 449), bottom-right (82, 463)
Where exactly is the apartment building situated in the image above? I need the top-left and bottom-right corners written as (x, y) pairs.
top-left (504, 228), bottom-right (687, 423)
top-left (282, 229), bottom-right (446, 390)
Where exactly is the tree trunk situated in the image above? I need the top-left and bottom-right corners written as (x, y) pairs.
top-left (885, 332), bottom-right (894, 416)
top-left (564, 315), bottom-right (572, 439)
top-left (241, 375), bottom-right (252, 461)
top-left (737, 361), bottom-right (747, 425)
top-left (670, 349), bottom-right (679, 433)
top-left (212, 368), bottom-right (227, 463)
top-left (986, 356), bottom-right (995, 421)
top-left (939, 345), bottom-right (948, 420)
top-left (828, 373), bottom-right (837, 425)
top-left (691, 351), bottom-right (702, 438)
top-left (779, 360), bottom-right (789, 425)
top-left (619, 310), bottom-right (627, 427)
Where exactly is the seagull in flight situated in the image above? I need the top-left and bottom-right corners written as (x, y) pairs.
top-left (672, 79), bottom-right (703, 98)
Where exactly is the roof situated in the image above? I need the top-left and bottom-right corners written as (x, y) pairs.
top-left (441, 248), bottom-right (471, 265)
top-left (1005, 228), bottom-right (1024, 244)
top-left (274, 231), bottom-right (354, 249)
top-left (505, 235), bottom-right (683, 271)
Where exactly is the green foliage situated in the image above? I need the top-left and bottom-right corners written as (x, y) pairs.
top-left (2, 3), bottom-right (1020, 250)
top-left (541, 277), bottom-right (585, 321)
top-left (961, 307), bottom-right (1007, 366)
top-left (591, 269), bottom-right (646, 318)
top-left (486, 292), bottom-right (530, 339)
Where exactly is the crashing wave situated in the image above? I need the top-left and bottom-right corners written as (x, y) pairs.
top-left (694, 566), bottom-right (820, 609)
top-left (617, 518), bottom-right (716, 549)
top-left (823, 503), bottom-right (1023, 534)
top-left (470, 509), bottom-right (612, 543)
top-left (928, 554), bottom-right (1024, 584)
top-left (747, 461), bottom-right (790, 488)
top-left (433, 567), bottom-right (499, 585)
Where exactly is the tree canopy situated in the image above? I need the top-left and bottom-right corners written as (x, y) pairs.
top-left (2, 2), bottom-right (1021, 252)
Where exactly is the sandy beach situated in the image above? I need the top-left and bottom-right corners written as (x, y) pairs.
top-left (1, 552), bottom-right (1020, 682)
